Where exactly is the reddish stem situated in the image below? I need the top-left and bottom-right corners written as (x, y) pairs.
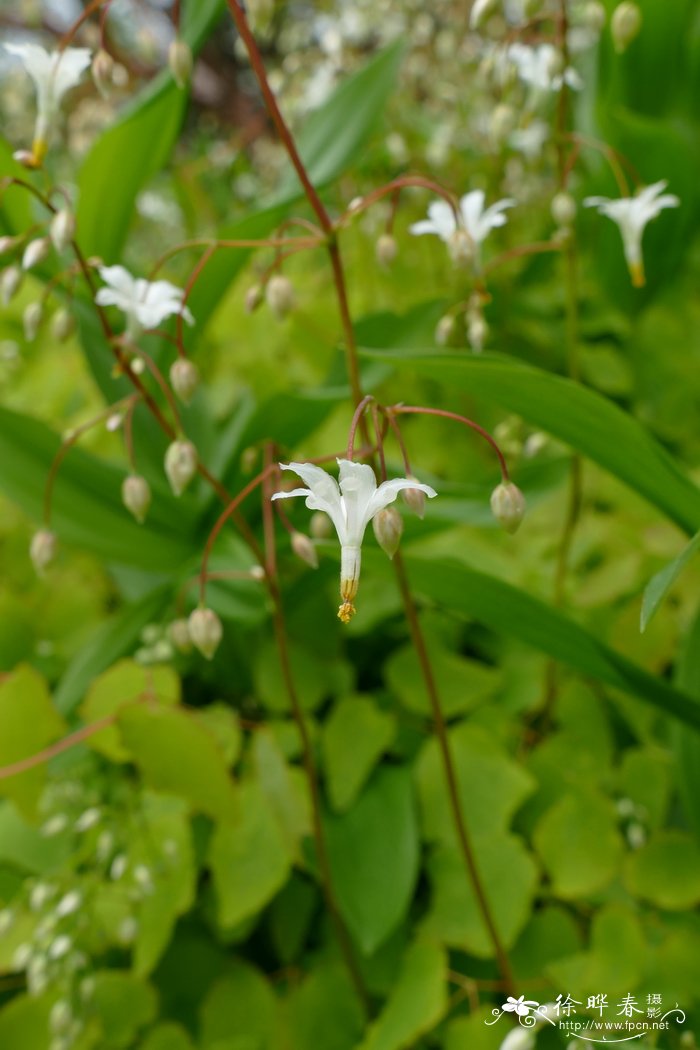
top-left (391, 405), bottom-right (510, 480)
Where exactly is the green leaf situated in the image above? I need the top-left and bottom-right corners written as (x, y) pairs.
top-left (623, 831), bottom-right (700, 910)
top-left (208, 780), bottom-right (292, 929)
top-left (548, 904), bottom-right (645, 999)
top-left (90, 971), bottom-right (157, 1048)
top-left (386, 643), bottom-right (499, 718)
top-left (321, 695), bottom-right (396, 812)
top-left (325, 767), bottom-right (419, 955)
top-left (0, 994), bottom-right (51, 1050)
top-left (118, 704), bottom-right (237, 821)
top-left (0, 802), bottom-right (70, 875)
top-left (357, 938), bottom-right (447, 1050)
top-left (141, 1025), bottom-right (196, 1050)
top-left (76, 0), bottom-right (225, 259)
top-left (534, 790), bottom-right (624, 898)
top-left (0, 666), bottom-right (66, 820)
top-left (200, 961), bottom-right (276, 1050)
top-left (641, 529), bottom-right (700, 631)
top-left (0, 138), bottom-right (33, 236)
top-left (80, 659), bottom-right (180, 762)
top-left (280, 963), bottom-right (364, 1050)
top-left (251, 728), bottom-right (311, 859)
top-left (404, 555), bottom-right (700, 731)
top-left (675, 606), bottom-right (700, 837)
top-left (362, 349), bottom-right (700, 536)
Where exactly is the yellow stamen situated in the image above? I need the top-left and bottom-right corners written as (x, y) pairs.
top-left (338, 601), bottom-right (356, 624)
top-left (31, 138), bottom-right (48, 167)
top-left (629, 260), bottom-right (645, 288)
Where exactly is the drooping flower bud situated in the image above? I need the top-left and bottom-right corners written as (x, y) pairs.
top-left (490, 481), bottom-right (526, 534)
top-left (435, 314), bottom-right (455, 347)
top-left (551, 191), bottom-right (577, 227)
top-left (582, 1), bottom-right (606, 32)
top-left (30, 529), bottom-right (57, 575)
top-left (0, 235), bottom-right (17, 256)
top-left (611, 1), bottom-right (642, 52)
top-left (265, 274), bottom-right (296, 319)
top-left (310, 511), bottom-right (332, 539)
top-left (51, 307), bottom-right (76, 342)
top-left (22, 237), bottom-right (50, 271)
top-left (168, 618), bottom-right (192, 653)
top-left (244, 284), bottom-right (263, 314)
top-left (372, 506), bottom-right (403, 559)
top-left (402, 478), bottom-right (427, 519)
top-left (468, 314), bottom-right (488, 353)
top-left (169, 359), bottom-right (199, 404)
top-left (92, 49), bottom-right (114, 98)
top-left (164, 440), bottom-right (197, 496)
top-left (375, 234), bottom-right (398, 268)
top-left (49, 209), bottom-right (75, 252)
top-left (23, 302), bottom-right (43, 341)
top-left (291, 531), bottom-right (318, 569)
top-left (1, 266), bottom-right (22, 305)
top-left (168, 39), bottom-right (193, 89)
top-left (448, 229), bottom-right (473, 268)
top-left (121, 475), bottom-right (151, 524)
top-left (188, 607), bottom-right (223, 660)
top-left (469, 0), bottom-right (500, 30)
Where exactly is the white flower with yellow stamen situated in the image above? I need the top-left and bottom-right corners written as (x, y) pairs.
top-left (3, 43), bottom-right (92, 165)
top-left (272, 460), bottom-right (436, 623)
top-left (410, 190), bottom-right (515, 271)
top-left (583, 180), bottom-right (680, 287)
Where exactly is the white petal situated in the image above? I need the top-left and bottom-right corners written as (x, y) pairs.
top-left (365, 477), bottom-right (437, 521)
top-left (51, 47), bottom-right (92, 102)
top-left (3, 43), bottom-right (53, 91)
top-left (99, 265), bottom-right (137, 296)
top-left (276, 463), bottom-right (346, 541)
top-left (409, 219), bottom-right (441, 237)
top-left (337, 459), bottom-right (378, 542)
top-left (459, 190), bottom-right (486, 238)
top-left (425, 200), bottom-right (457, 240)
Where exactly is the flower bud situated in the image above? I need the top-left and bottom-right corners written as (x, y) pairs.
top-left (164, 440), bottom-right (197, 497)
top-left (169, 358), bottom-right (199, 404)
top-left (291, 531), bottom-right (318, 569)
top-left (121, 475), bottom-right (151, 524)
top-left (469, 0), bottom-right (500, 30)
top-left (51, 307), bottom-right (75, 342)
top-left (435, 314), bottom-right (455, 347)
top-left (244, 284), bottom-right (263, 314)
top-left (13, 149), bottom-right (38, 169)
top-left (402, 479), bottom-right (427, 519)
top-left (551, 191), bottom-right (577, 227)
top-left (188, 607), bottom-right (223, 660)
top-left (23, 302), bottom-right (43, 341)
top-left (168, 618), bottom-right (192, 653)
top-left (489, 103), bottom-right (516, 144)
top-left (448, 229), bottom-right (473, 268)
top-left (372, 506), bottom-right (403, 559)
top-left (490, 481), bottom-right (526, 534)
top-left (30, 529), bottom-right (57, 575)
top-left (265, 274), bottom-right (295, 319)
top-left (0, 235), bottom-right (17, 256)
top-left (468, 314), bottom-right (488, 353)
top-left (1, 266), bottom-right (22, 305)
top-left (49, 209), bottom-right (75, 252)
top-left (375, 234), bottom-right (398, 268)
top-left (310, 511), bottom-right (332, 539)
top-left (582, 1), bottom-right (606, 32)
top-left (92, 49), bottom-right (114, 98)
top-left (168, 39), bottom-right (193, 89)
top-left (611, 1), bottom-right (642, 52)
top-left (22, 237), bottom-right (50, 271)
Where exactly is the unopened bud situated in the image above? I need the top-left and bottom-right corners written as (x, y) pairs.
top-left (545, 48), bottom-right (565, 79)
top-left (30, 529), bottom-right (57, 575)
top-left (169, 39), bottom-right (193, 89)
top-left (265, 274), bottom-right (295, 319)
top-left (402, 479), bottom-right (427, 519)
top-left (23, 302), bottom-right (43, 341)
top-left (0, 235), bottom-right (17, 256)
top-left (170, 358), bottom-right (199, 404)
top-left (310, 511), bottom-right (332, 539)
top-left (250, 565), bottom-right (266, 581)
top-left (22, 237), bottom-right (50, 271)
top-left (489, 103), bottom-right (516, 144)
top-left (13, 149), bottom-right (39, 169)
top-left (551, 191), bottom-right (577, 227)
top-left (582, 1), bottom-right (606, 32)
top-left (611, 1), bottom-right (641, 52)
top-left (92, 49), bottom-right (114, 98)
top-left (244, 284), bottom-right (263, 313)
top-left (1, 266), bottom-right (22, 305)
top-left (51, 307), bottom-right (75, 342)
top-left (164, 440), bottom-right (197, 496)
top-left (468, 314), bottom-right (488, 352)
top-left (490, 481), bottom-right (526, 534)
top-left (291, 532), bottom-right (318, 569)
top-left (372, 506), bottom-right (403, 559)
top-left (49, 209), bottom-right (75, 252)
top-left (375, 234), bottom-right (398, 268)
top-left (448, 229), bottom-right (473, 268)
top-left (168, 619), bottom-right (192, 653)
top-left (469, 0), bottom-right (500, 30)
top-left (435, 314), bottom-right (455, 347)
top-left (122, 475), bottom-right (151, 524)
top-left (188, 607), bottom-right (223, 660)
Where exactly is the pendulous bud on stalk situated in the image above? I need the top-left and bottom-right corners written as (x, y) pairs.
top-left (164, 440), bottom-right (197, 497)
top-left (168, 618), bottom-right (192, 653)
top-left (375, 234), bottom-right (398, 268)
top-left (50, 209), bottom-right (75, 252)
top-left (490, 481), bottom-right (526, 534)
top-left (30, 529), bottom-right (57, 575)
top-left (22, 237), bottom-right (50, 271)
top-left (188, 607), bottom-right (223, 660)
top-left (23, 302), bottom-right (43, 341)
top-left (92, 49), bottom-right (115, 98)
top-left (402, 478), bottom-right (427, 519)
top-left (291, 531), bottom-right (318, 569)
top-left (611, 1), bottom-right (642, 52)
top-left (582, 1), bottom-right (606, 32)
top-left (468, 313), bottom-right (488, 353)
top-left (51, 307), bottom-right (76, 342)
top-left (170, 359), bottom-right (199, 404)
top-left (1, 265), bottom-right (23, 305)
top-left (265, 274), bottom-right (296, 319)
top-left (244, 284), bottom-right (263, 314)
top-left (435, 314), bottom-right (456, 347)
top-left (551, 191), bottom-right (577, 227)
top-left (310, 511), bottom-right (332, 539)
top-left (122, 475), bottom-right (152, 524)
top-left (372, 506), bottom-right (404, 559)
top-left (168, 39), bottom-right (193, 89)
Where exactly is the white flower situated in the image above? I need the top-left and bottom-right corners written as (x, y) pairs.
top-left (95, 265), bottom-right (194, 338)
top-left (505, 42), bottom-right (583, 93)
top-left (583, 180), bottom-right (680, 287)
top-left (509, 120), bottom-right (550, 160)
top-left (410, 190), bottom-right (515, 270)
top-left (3, 43), bottom-right (92, 164)
top-left (272, 459), bottom-right (436, 622)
